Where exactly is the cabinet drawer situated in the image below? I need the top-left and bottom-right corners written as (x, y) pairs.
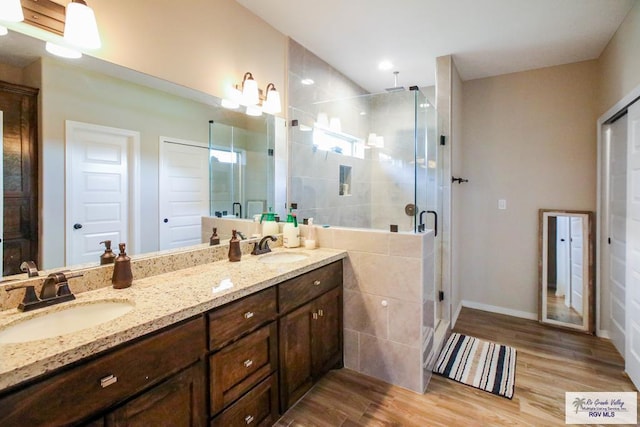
top-left (278, 261), bottom-right (342, 313)
top-left (210, 374), bottom-right (279, 427)
top-left (208, 287), bottom-right (277, 350)
top-left (0, 317), bottom-right (205, 426)
top-left (209, 323), bottom-right (277, 415)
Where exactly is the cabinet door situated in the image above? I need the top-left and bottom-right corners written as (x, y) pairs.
top-left (312, 287), bottom-right (343, 378)
top-left (278, 301), bottom-right (314, 412)
top-left (105, 362), bottom-right (206, 427)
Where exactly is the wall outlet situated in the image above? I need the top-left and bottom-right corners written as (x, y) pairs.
top-left (498, 199), bottom-right (507, 210)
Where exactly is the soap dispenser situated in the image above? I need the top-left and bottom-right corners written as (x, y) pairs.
top-left (283, 209), bottom-right (300, 248)
top-left (99, 240), bottom-right (116, 264)
top-left (305, 218), bottom-right (317, 249)
top-left (112, 243), bottom-right (133, 289)
top-left (228, 230), bottom-right (242, 262)
top-left (209, 227), bottom-right (220, 246)
top-left (260, 208), bottom-right (280, 236)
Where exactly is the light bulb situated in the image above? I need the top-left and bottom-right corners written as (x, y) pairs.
top-left (0, 0), bottom-right (24, 22)
top-left (64, 0), bottom-right (101, 50)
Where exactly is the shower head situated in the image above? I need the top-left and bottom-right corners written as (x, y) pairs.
top-left (385, 71), bottom-right (405, 92)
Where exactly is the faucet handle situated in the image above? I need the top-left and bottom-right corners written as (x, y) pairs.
top-left (5, 284), bottom-right (40, 308)
top-left (20, 261), bottom-right (39, 278)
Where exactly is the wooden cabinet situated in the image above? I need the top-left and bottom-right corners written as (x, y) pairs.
top-left (0, 259), bottom-right (343, 425)
top-left (105, 362), bottom-right (206, 427)
top-left (0, 317), bottom-right (206, 426)
top-left (207, 288), bottom-right (279, 424)
top-left (0, 80), bottom-right (39, 275)
top-left (278, 261), bottom-right (343, 412)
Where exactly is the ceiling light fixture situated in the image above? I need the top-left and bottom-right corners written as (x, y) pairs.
top-left (64, 0), bottom-right (101, 49)
top-left (0, 0), bottom-right (24, 22)
top-left (378, 60), bottom-right (393, 71)
top-left (301, 78), bottom-right (314, 85)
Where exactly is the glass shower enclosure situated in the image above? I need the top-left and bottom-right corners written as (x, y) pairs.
top-left (288, 88), bottom-right (441, 235)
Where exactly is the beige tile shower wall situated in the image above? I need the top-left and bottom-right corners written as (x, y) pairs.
top-left (320, 226), bottom-right (434, 393)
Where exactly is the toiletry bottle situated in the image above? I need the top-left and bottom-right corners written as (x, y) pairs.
top-left (228, 229), bottom-right (242, 262)
top-left (210, 227), bottom-right (220, 246)
top-left (283, 209), bottom-right (300, 248)
top-left (260, 208), bottom-right (280, 236)
top-left (112, 243), bottom-right (133, 289)
top-left (305, 218), bottom-right (317, 249)
top-left (99, 240), bottom-right (116, 264)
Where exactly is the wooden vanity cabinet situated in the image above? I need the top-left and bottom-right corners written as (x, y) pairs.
top-left (207, 288), bottom-right (279, 425)
top-left (278, 261), bottom-right (343, 412)
top-left (0, 317), bottom-right (206, 426)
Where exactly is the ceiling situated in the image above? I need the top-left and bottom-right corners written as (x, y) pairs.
top-left (235, 0), bottom-right (636, 92)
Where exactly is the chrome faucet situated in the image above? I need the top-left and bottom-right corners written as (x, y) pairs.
top-left (251, 235), bottom-right (278, 255)
top-left (5, 270), bottom-right (82, 312)
top-left (20, 261), bottom-right (39, 278)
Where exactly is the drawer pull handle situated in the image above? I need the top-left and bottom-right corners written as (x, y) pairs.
top-left (245, 415), bottom-right (254, 424)
top-left (100, 374), bottom-right (118, 388)
top-left (243, 359), bottom-right (254, 368)
top-left (312, 312), bottom-right (318, 320)
top-left (243, 311), bottom-right (254, 319)
top-left (318, 309), bottom-right (324, 317)
top-left (313, 280), bottom-right (321, 286)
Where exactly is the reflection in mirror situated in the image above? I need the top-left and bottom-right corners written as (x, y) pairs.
top-left (539, 209), bottom-right (594, 333)
top-left (0, 29), bottom-right (281, 275)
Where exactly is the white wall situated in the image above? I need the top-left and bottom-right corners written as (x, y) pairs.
top-left (459, 60), bottom-right (598, 317)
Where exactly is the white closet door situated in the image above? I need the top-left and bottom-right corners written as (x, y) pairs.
top-left (158, 138), bottom-right (210, 250)
top-left (625, 101), bottom-right (640, 390)
top-left (608, 115), bottom-right (627, 356)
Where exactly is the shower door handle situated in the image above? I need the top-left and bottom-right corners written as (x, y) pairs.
top-left (426, 211), bottom-right (438, 237)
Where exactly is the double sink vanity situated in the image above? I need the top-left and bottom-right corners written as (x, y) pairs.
top-left (0, 244), bottom-right (346, 426)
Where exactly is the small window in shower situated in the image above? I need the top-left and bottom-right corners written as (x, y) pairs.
top-left (339, 165), bottom-right (351, 196)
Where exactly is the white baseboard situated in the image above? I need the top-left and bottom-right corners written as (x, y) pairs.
top-left (452, 301), bottom-right (463, 328)
top-left (596, 329), bottom-right (611, 339)
top-left (461, 300), bottom-right (537, 321)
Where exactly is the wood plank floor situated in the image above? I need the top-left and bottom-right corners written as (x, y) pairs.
top-left (546, 286), bottom-right (583, 326)
top-left (274, 307), bottom-right (638, 426)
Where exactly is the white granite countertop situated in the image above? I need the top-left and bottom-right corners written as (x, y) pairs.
top-left (0, 247), bottom-right (346, 390)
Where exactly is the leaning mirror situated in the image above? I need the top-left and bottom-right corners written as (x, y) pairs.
top-left (538, 209), bottom-right (594, 333)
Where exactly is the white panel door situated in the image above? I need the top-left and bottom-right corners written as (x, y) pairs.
top-left (159, 138), bottom-right (210, 250)
top-left (66, 121), bottom-right (139, 266)
top-left (608, 115), bottom-right (627, 355)
top-left (570, 217), bottom-right (584, 315)
top-left (626, 101), bottom-right (640, 389)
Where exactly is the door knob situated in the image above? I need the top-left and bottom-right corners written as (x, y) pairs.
top-left (73, 223), bottom-right (83, 230)
top-left (163, 218), bottom-right (168, 223)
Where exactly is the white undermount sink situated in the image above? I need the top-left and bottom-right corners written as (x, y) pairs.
top-left (0, 300), bottom-right (135, 344)
top-left (258, 252), bottom-right (310, 264)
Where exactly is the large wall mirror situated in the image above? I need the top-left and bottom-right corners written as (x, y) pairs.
top-left (0, 29), bottom-right (284, 275)
top-left (538, 209), bottom-right (595, 333)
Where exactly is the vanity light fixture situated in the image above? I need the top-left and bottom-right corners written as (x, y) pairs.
top-left (45, 41), bottom-right (81, 58)
top-left (64, 0), bottom-right (101, 50)
top-left (0, 25), bottom-right (8, 36)
top-left (0, 0), bottom-right (24, 22)
top-left (241, 72), bottom-right (259, 105)
top-left (262, 83), bottom-right (281, 114)
top-left (221, 72), bottom-right (281, 116)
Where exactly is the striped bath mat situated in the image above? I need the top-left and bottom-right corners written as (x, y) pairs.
top-left (434, 333), bottom-right (517, 399)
